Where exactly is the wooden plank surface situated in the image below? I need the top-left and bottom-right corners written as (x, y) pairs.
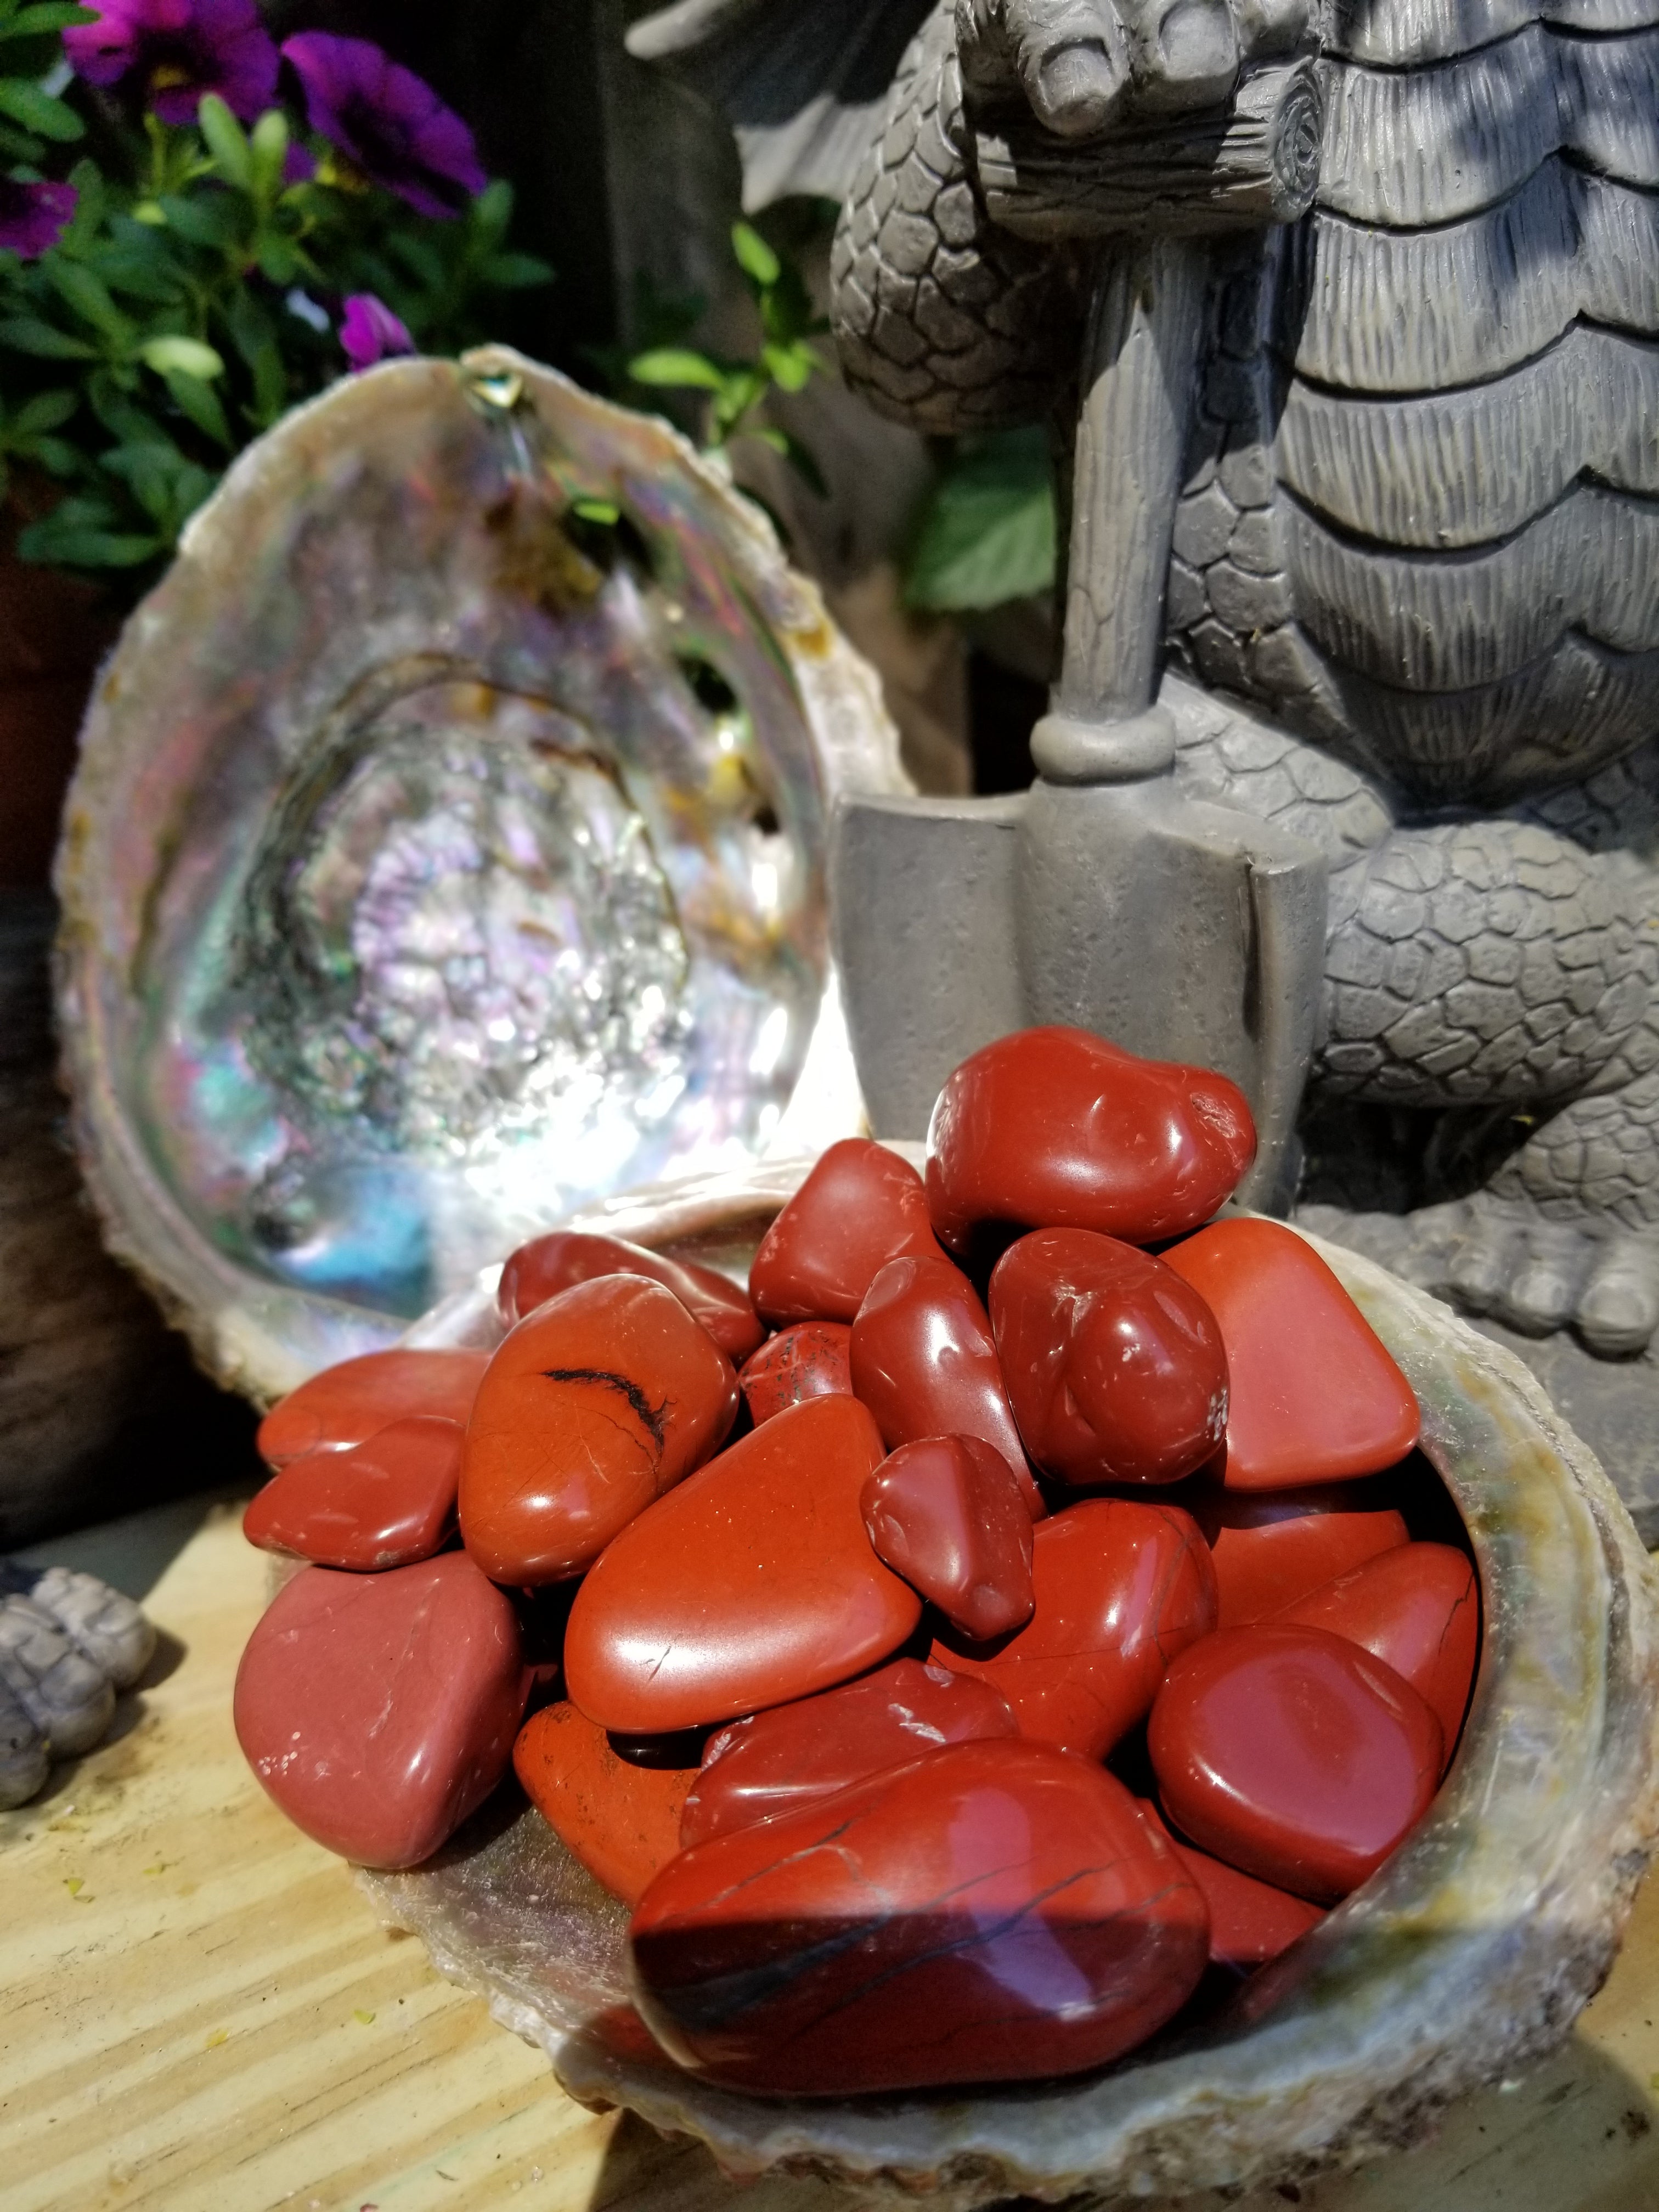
top-left (5, 1497), bottom-right (1659, 2212)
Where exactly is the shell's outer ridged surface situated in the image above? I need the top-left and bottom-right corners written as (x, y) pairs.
top-left (359, 1188), bottom-right (1659, 2205)
top-left (54, 351), bottom-right (905, 1407)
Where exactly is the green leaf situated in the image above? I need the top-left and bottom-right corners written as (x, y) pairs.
top-left (46, 257), bottom-right (131, 342)
top-left (0, 77), bottom-right (83, 139)
top-left (158, 190), bottom-right (242, 248)
top-left (628, 347), bottom-right (727, 393)
top-left (479, 250), bottom-right (553, 290)
top-left (760, 340), bottom-right (816, 393)
top-left (904, 425), bottom-right (1057, 612)
top-left (0, 4), bottom-right (99, 35)
top-left (16, 499), bottom-right (161, 567)
top-left (249, 106), bottom-right (287, 198)
top-left (196, 94), bottom-right (252, 189)
top-left (139, 334), bottom-right (224, 380)
top-left (9, 386), bottom-right (76, 434)
top-left (0, 117), bottom-right (44, 161)
top-left (0, 314), bottom-right (97, 358)
top-left (224, 287), bottom-right (286, 425)
top-left (253, 234), bottom-right (301, 284)
top-left (16, 431), bottom-right (77, 473)
top-left (731, 221), bottom-right (780, 290)
top-left (571, 496), bottom-right (619, 525)
top-left (162, 366), bottom-right (229, 444)
top-left (469, 177), bottom-right (512, 249)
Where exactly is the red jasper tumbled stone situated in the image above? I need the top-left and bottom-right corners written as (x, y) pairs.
top-left (748, 1139), bottom-right (944, 1324)
top-left (924, 1025), bottom-right (1255, 1256)
top-left (738, 1321), bottom-right (853, 1426)
top-left (256, 1347), bottom-right (489, 1469)
top-left (850, 1254), bottom-right (1043, 1517)
top-left (860, 1435), bottom-right (1034, 1640)
top-left (514, 1701), bottom-right (698, 1905)
top-left (990, 1227), bottom-right (1228, 1487)
top-left (460, 1274), bottom-right (738, 1585)
top-left (933, 1498), bottom-right (1217, 1758)
top-left (630, 1739), bottom-right (1211, 2095)
top-left (1191, 1485), bottom-right (1411, 1628)
top-left (234, 1553), bottom-right (526, 1869)
top-left (1162, 1218), bottom-right (1420, 1488)
top-left (680, 1656), bottom-right (1018, 1849)
top-left (563, 1395), bottom-right (917, 1734)
top-left (1149, 1623), bottom-right (1443, 1902)
top-left (243, 1414), bottom-right (464, 1570)
top-left (1274, 1541), bottom-right (1480, 1759)
top-left (1137, 1798), bottom-right (1323, 1971)
top-left (497, 1229), bottom-right (763, 1362)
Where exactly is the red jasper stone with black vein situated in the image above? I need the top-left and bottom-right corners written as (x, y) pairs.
top-left (629, 1737), bottom-right (1211, 2095)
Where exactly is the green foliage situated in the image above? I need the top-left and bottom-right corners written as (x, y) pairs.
top-left (904, 424), bottom-right (1057, 612)
top-left (619, 220), bottom-right (827, 498)
top-left (2, 52), bottom-right (552, 590)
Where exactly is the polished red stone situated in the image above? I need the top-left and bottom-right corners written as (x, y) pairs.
top-left (459, 1276), bottom-right (738, 1584)
top-left (244, 1416), bottom-right (463, 1571)
top-left (1162, 1218), bottom-right (1420, 1489)
top-left (496, 1229), bottom-right (763, 1361)
top-left (514, 1701), bottom-right (697, 1905)
top-left (738, 1322), bottom-right (853, 1426)
top-left (679, 1656), bottom-right (1018, 1849)
top-left (1137, 1798), bottom-right (1323, 1970)
top-left (989, 1227), bottom-right (1228, 1487)
top-left (1149, 1623), bottom-right (1444, 1902)
top-left (1191, 1485), bottom-right (1410, 1628)
top-left (234, 1554), bottom-right (525, 1869)
top-left (924, 1025), bottom-right (1255, 1256)
top-left (933, 1498), bottom-right (1217, 1758)
top-left (257, 1348), bottom-right (489, 1469)
top-left (860, 1436), bottom-right (1034, 1640)
top-left (850, 1254), bottom-right (1043, 1517)
top-left (1274, 1541), bottom-right (1480, 1759)
top-left (563, 1395), bottom-right (917, 1734)
top-left (631, 1737), bottom-right (1210, 2094)
top-left (748, 1139), bottom-right (943, 1324)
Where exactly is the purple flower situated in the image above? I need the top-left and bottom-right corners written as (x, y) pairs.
top-left (64, 0), bottom-right (279, 126)
top-left (0, 179), bottom-right (77, 258)
top-left (281, 32), bottom-right (486, 219)
top-left (338, 293), bottom-right (413, 372)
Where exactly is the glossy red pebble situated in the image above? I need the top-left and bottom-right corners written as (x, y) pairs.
top-left (1137, 1798), bottom-right (1323, 1970)
top-left (233, 1553), bottom-right (525, 1869)
top-left (631, 1738), bottom-right (1210, 2095)
top-left (513, 1701), bottom-right (697, 1905)
top-left (850, 1254), bottom-right (1043, 1517)
top-left (496, 1229), bottom-right (763, 1361)
top-left (860, 1435), bottom-right (1034, 1640)
top-left (924, 1025), bottom-right (1255, 1256)
top-left (563, 1395), bottom-right (918, 1734)
top-left (256, 1347), bottom-right (489, 1469)
top-left (243, 1414), bottom-right (464, 1570)
top-left (460, 1275), bottom-right (738, 1584)
top-left (1162, 1218), bottom-right (1420, 1488)
top-left (680, 1656), bottom-right (1018, 1849)
top-left (1192, 1485), bottom-right (1410, 1628)
top-left (748, 1139), bottom-right (943, 1324)
top-left (1275, 1541), bottom-right (1480, 1759)
top-left (737, 1322), bottom-right (852, 1426)
top-left (933, 1498), bottom-right (1217, 1758)
top-left (1149, 1623), bottom-right (1444, 1903)
top-left (990, 1227), bottom-right (1228, 1487)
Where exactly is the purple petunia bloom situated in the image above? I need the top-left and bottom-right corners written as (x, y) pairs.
top-left (338, 292), bottom-right (414, 372)
top-left (281, 32), bottom-right (486, 219)
top-left (0, 178), bottom-right (77, 258)
top-left (64, 0), bottom-right (279, 126)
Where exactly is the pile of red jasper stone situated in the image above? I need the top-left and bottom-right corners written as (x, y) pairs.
top-left (234, 1025), bottom-right (1479, 2098)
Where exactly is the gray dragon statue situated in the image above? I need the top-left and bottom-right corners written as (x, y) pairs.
top-left (630, 0), bottom-right (1659, 1374)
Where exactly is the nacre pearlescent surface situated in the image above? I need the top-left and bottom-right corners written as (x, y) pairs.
top-left (56, 352), bottom-right (905, 1401)
top-left (359, 1176), bottom-right (1659, 2203)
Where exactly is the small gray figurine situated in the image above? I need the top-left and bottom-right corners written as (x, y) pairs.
top-left (633, 0), bottom-right (1659, 1362)
top-left (0, 1562), bottom-right (156, 1807)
